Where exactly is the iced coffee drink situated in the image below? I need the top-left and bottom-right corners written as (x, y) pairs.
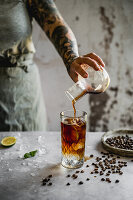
top-left (60, 110), bottom-right (87, 168)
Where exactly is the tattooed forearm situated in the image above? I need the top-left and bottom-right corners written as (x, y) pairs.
top-left (28, 0), bottom-right (79, 72)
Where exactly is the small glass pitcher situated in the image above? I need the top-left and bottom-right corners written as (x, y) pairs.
top-left (66, 66), bottom-right (110, 102)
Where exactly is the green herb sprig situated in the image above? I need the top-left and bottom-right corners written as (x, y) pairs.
top-left (24, 150), bottom-right (37, 159)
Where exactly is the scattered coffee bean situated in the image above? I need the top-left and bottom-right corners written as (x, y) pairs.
top-left (48, 182), bottom-right (52, 186)
top-left (48, 175), bottom-right (52, 178)
top-left (90, 154), bottom-right (94, 158)
top-left (110, 154), bottom-right (114, 157)
top-left (86, 178), bottom-right (90, 181)
top-left (106, 178), bottom-right (111, 182)
top-left (42, 178), bottom-right (50, 183)
top-left (78, 181), bottom-right (83, 185)
top-left (42, 152), bottom-right (129, 187)
top-left (131, 160), bottom-right (133, 162)
top-left (72, 174), bottom-right (78, 179)
top-left (100, 171), bottom-right (104, 176)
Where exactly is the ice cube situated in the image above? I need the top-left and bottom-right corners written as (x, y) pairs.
top-left (72, 140), bottom-right (84, 151)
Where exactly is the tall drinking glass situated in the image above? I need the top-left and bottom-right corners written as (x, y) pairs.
top-left (60, 110), bottom-right (87, 169)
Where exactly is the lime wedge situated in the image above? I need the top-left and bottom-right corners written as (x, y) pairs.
top-left (1, 136), bottom-right (16, 147)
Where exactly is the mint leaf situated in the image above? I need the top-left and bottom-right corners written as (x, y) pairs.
top-left (24, 150), bottom-right (37, 159)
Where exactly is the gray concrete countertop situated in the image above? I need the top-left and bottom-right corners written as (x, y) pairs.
top-left (0, 132), bottom-right (132, 200)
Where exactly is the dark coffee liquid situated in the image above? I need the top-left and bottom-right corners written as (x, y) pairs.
top-left (72, 87), bottom-right (102, 117)
top-left (72, 90), bottom-right (87, 118)
top-left (61, 118), bottom-right (86, 158)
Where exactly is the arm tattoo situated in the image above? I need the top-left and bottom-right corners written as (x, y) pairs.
top-left (27, 0), bottom-right (79, 73)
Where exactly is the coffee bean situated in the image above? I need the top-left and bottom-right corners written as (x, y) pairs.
top-left (115, 180), bottom-right (119, 183)
top-left (119, 171), bottom-right (123, 175)
top-left (48, 175), bottom-right (52, 178)
top-left (101, 178), bottom-right (105, 181)
top-left (81, 170), bottom-right (84, 173)
top-left (66, 183), bottom-right (70, 186)
top-left (48, 182), bottom-right (52, 186)
top-left (42, 178), bottom-right (50, 183)
top-left (100, 171), bottom-right (104, 175)
top-left (42, 182), bottom-right (46, 186)
top-left (86, 178), bottom-right (90, 181)
top-left (75, 171), bottom-right (80, 173)
top-left (86, 165), bottom-right (89, 168)
top-left (72, 174), bottom-right (78, 179)
top-left (66, 174), bottom-right (71, 178)
top-left (90, 154), bottom-right (94, 158)
top-left (78, 181), bottom-right (83, 185)
top-left (110, 154), bottom-right (114, 157)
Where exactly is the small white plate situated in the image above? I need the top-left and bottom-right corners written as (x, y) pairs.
top-left (101, 129), bottom-right (133, 157)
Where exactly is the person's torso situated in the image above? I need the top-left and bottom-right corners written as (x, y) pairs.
top-left (0, 0), bottom-right (32, 52)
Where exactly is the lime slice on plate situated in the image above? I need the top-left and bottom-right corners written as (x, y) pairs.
top-left (1, 136), bottom-right (16, 147)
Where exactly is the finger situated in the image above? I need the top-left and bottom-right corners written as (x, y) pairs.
top-left (76, 56), bottom-right (100, 71)
top-left (69, 71), bottom-right (79, 83)
top-left (75, 63), bottom-right (88, 78)
top-left (84, 53), bottom-right (105, 67)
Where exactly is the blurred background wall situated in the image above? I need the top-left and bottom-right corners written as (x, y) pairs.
top-left (32, 0), bottom-right (133, 131)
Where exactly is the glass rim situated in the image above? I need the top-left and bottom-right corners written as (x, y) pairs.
top-left (60, 109), bottom-right (87, 119)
